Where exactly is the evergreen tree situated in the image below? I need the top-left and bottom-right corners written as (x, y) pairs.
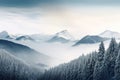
top-left (93, 42), bottom-right (105, 80)
top-left (114, 50), bottom-right (120, 80)
top-left (103, 38), bottom-right (117, 80)
top-left (83, 52), bottom-right (97, 80)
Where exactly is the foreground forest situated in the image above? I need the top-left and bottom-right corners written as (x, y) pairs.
top-left (1, 38), bottom-right (120, 80)
top-left (39, 38), bottom-right (120, 80)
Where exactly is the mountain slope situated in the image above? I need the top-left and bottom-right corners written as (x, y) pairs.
top-left (0, 39), bottom-right (52, 66)
top-left (74, 35), bottom-right (107, 46)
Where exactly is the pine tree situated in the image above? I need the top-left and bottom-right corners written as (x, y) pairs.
top-left (82, 52), bottom-right (97, 80)
top-left (103, 38), bottom-right (117, 80)
top-left (93, 42), bottom-right (105, 80)
top-left (114, 50), bottom-right (120, 80)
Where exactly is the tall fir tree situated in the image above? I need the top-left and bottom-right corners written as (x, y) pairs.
top-left (82, 52), bottom-right (97, 80)
top-left (103, 38), bottom-right (117, 80)
top-left (114, 50), bottom-right (120, 80)
top-left (93, 41), bottom-right (105, 80)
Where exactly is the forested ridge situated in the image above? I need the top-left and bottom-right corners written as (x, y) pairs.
top-left (0, 49), bottom-right (42, 80)
top-left (39, 38), bottom-right (120, 80)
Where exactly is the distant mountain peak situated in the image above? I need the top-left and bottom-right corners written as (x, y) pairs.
top-left (57, 30), bottom-right (68, 34)
top-left (55, 30), bottom-right (74, 40)
top-left (47, 30), bottom-right (74, 43)
top-left (0, 31), bottom-right (8, 35)
top-left (0, 31), bottom-right (8, 34)
top-left (101, 30), bottom-right (119, 34)
top-left (0, 31), bottom-right (10, 38)
top-left (73, 35), bottom-right (107, 46)
top-left (104, 30), bottom-right (113, 32)
top-left (16, 35), bottom-right (34, 41)
top-left (100, 30), bottom-right (120, 38)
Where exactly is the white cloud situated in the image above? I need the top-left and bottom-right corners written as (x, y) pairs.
top-left (0, 6), bottom-right (120, 39)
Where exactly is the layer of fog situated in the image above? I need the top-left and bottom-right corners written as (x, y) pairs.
top-left (17, 39), bottom-right (116, 66)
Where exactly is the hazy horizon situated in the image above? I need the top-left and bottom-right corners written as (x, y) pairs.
top-left (0, 0), bottom-right (120, 38)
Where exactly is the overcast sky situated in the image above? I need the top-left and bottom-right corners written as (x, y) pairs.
top-left (0, 0), bottom-right (120, 38)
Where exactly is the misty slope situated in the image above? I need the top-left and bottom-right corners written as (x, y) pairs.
top-left (74, 35), bottom-right (107, 46)
top-left (0, 49), bottom-right (42, 80)
top-left (0, 39), bottom-right (52, 67)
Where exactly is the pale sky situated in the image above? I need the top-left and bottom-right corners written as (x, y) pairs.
top-left (0, 0), bottom-right (120, 38)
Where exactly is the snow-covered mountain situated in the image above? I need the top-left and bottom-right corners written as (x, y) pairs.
top-left (48, 30), bottom-right (74, 43)
top-left (0, 31), bottom-right (13, 39)
top-left (16, 35), bottom-right (34, 41)
top-left (0, 31), bottom-right (45, 42)
top-left (74, 35), bottom-right (108, 46)
top-left (99, 30), bottom-right (120, 39)
top-left (0, 30), bottom-right (75, 43)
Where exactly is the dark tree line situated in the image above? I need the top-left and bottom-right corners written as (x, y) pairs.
top-left (39, 38), bottom-right (120, 80)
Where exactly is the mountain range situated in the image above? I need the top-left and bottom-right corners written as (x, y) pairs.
top-left (0, 30), bottom-right (120, 46)
top-left (73, 30), bottom-right (120, 46)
